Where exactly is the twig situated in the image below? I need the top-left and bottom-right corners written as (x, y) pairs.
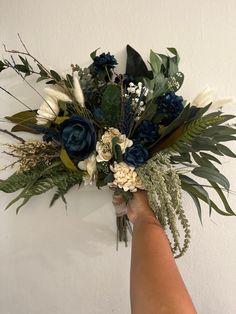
top-left (0, 159), bottom-right (20, 171)
top-left (4, 58), bottom-right (57, 116)
top-left (0, 128), bottom-right (25, 142)
top-left (0, 86), bottom-right (32, 110)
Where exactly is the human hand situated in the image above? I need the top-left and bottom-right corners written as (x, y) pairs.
top-left (127, 190), bottom-right (156, 224)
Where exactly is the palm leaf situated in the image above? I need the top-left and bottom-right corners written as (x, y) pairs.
top-left (180, 175), bottom-right (232, 216)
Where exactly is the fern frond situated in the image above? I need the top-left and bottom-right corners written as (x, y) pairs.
top-left (0, 164), bottom-right (47, 193)
top-left (162, 114), bottom-right (225, 153)
top-left (50, 172), bottom-right (83, 207)
top-left (3, 160), bottom-right (83, 213)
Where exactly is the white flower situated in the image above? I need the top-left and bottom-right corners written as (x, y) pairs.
top-left (192, 87), bottom-right (234, 110)
top-left (73, 72), bottom-right (85, 107)
top-left (78, 154), bottom-right (97, 185)
top-left (36, 96), bottom-right (60, 125)
top-left (36, 87), bottom-right (72, 125)
top-left (44, 87), bottom-right (72, 103)
top-left (108, 162), bottom-right (143, 192)
top-left (96, 128), bottom-right (133, 162)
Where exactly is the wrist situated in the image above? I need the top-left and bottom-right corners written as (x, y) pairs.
top-left (134, 210), bottom-right (161, 227)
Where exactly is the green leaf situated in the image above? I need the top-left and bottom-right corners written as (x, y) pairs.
top-left (180, 175), bottom-right (231, 216)
top-left (3, 161), bottom-right (81, 213)
top-left (209, 181), bottom-right (235, 215)
top-left (149, 50), bottom-right (162, 74)
top-left (187, 189), bottom-right (203, 224)
top-left (15, 64), bottom-right (30, 75)
top-left (192, 152), bottom-right (218, 170)
top-left (192, 167), bottom-right (230, 190)
top-left (202, 125), bottom-right (236, 137)
top-left (200, 152), bottom-right (222, 164)
top-left (101, 84), bottom-right (120, 126)
top-left (65, 74), bottom-right (73, 88)
top-left (0, 60), bottom-right (6, 72)
top-left (166, 72), bottom-right (184, 92)
top-left (217, 144), bottom-right (236, 158)
top-left (0, 164), bottom-right (46, 193)
top-left (112, 137), bottom-right (123, 162)
top-left (213, 135), bottom-right (236, 142)
top-left (6, 110), bottom-right (37, 124)
top-left (126, 45), bottom-right (152, 78)
top-left (50, 70), bottom-right (61, 82)
top-left (171, 153), bottom-right (192, 163)
top-left (60, 148), bottom-right (78, 171)
top-left (96, 162), bottom-right (113, 188)
top-left (167, 47), bottom-right (180, 64)
top-left (90, 48), bottom-right (99, 60)
top-left (50, 173), bottom-right (82, 207)
top-left (37, 64), bottom-right (48, 77)
top-left (36, 76), bottom-right (47, 83)
top-left (5, 110), bottom-right (39, 134)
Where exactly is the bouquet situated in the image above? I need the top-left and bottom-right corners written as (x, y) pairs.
top-left (0, 36), bottom-right (235, 257)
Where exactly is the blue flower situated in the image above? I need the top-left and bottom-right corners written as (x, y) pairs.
top-left (93, 107), bottom-right (104, 122)
top-left (156, 92), bottom-right (184, 125)
top-left (136, 120), bottom-right (159, 145)
top-left (124, 143), bottom-right (149, 167)
top-left (59, 115), bottom-right (96, 161)
top-left (93, 52), bottom-right (118, 73)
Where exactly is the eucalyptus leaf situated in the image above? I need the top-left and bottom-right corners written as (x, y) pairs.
top-left (166, 72), bottom-right (184, 93)
top-left (149, 50), bottom-right (162, 74)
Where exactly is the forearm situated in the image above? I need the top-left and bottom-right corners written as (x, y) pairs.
top-left (130, 213), bottom-right (196, 314)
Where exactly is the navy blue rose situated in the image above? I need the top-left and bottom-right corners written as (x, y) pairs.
top-left (156, 92), bottom-right (184, 125)
top-left (59, 115), bottom-right (96, 161)
top-left (124, 143), bottom-right (149, 167)
top-left (93, 52), bottom-right (118, 73)
top-left (136, 120), bottom-right (159, 145)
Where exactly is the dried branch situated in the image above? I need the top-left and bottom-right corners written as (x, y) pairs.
top-left (0, 128), bottom-right (25, 142)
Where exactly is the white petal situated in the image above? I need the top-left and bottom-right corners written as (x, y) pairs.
top-left (37, 110), bottom-right (55, 120)
top-left (44, 87), bottom-right (72, 103)
top-left (78, 160), bottom-right (87, 171)
top-left (36, 117), bottom-right (48, 125)
top-left (211, 98), bottom-right (235, 110)
top-left (192, 87), bottom-right (215, 107)
top-left (73, 72), bottom-right (85, 107)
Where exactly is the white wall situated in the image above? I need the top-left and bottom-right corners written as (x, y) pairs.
top-left (0, 1), bottom-right (236, 313)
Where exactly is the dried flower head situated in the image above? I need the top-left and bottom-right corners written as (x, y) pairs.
top-left (3, 140), bottom-right (59, 172)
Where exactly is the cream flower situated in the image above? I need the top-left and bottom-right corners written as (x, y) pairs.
top-left (36, 96), bottom-right (60, 125)
top-left (96, 128), bottom-right (133, 162)
top-left (108, 162), bottom-right (143, 192)
top-left (192, 87), bottom-right (234, 110)
top-left (78, 154), bottom-right (97, 185)
top-left (36, 87), bottom-right (72, 125)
